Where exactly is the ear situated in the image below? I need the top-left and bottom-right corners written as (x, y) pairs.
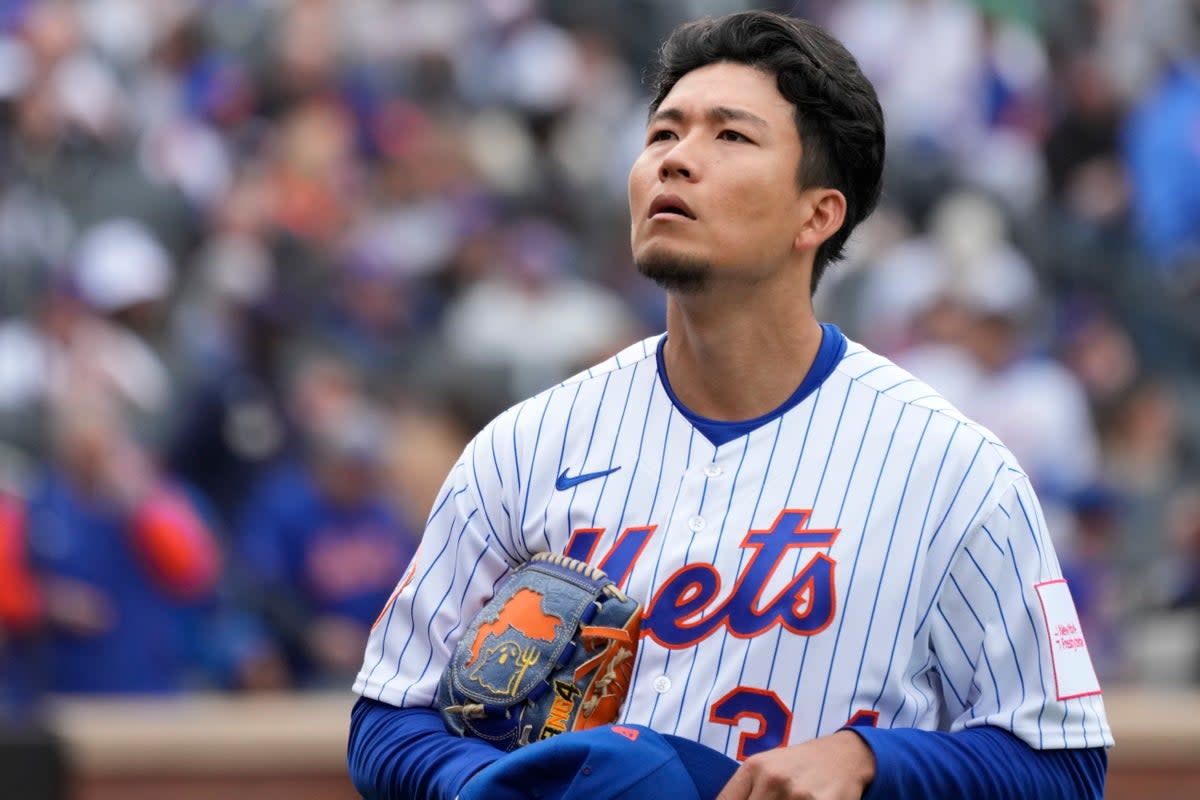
top-left (793, 188), bottom-right (847, 253)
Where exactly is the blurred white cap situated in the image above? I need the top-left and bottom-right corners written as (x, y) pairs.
top-left (930, 189), bottom-right (1007, 268)
top-left (198, 234), bottom-right (273, 305)
top-left (930, 189), bottom-right (1040, 319)
top-left (0, 36), bottom-right (33, 99)
top-left (53, 53), bottom-right (127, 137)
top-left (951, 246), bottom-right (1039, 319)
top-left (74, 218), bottom-right (174, 312)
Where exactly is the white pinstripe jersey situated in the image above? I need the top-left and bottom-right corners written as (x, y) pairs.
top-left (355, 326), bottom-right (1114, 759)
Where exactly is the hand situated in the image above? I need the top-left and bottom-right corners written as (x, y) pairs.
top-left (715, 730), bottom-right (875, 800)
top-left (100, 436), bottom-right (157, 508)
top-left (306, 614), bottom-right (370, 674)
top-left (42, 577), bottom-right (116, 635)
top-left (236, 645), bottom-right (292, 691)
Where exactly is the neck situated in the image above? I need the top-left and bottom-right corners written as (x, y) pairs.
top-left (661, 279), bottom-right (823, 421)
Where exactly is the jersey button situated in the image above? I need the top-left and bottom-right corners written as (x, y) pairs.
top-left (703, 464), bottom-right (723, 478)
top-left (652, 675), bottom-right (672, 693)
top-left (687, 515), bottom-right (706, 532)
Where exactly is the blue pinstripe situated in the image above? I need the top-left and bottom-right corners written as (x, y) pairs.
top-left (511, 403), bottom-right (526, 494)
top-left (873, 410), bottom-right (945, 705)
top-left (470, 444), bottom-right (520, 565)
top-left (644, 396), bottom-right (674, 527)
top-left (561, 373), bottom-right (614, 539)
top-left (1014, 489), bottom-right (1052, 576)
top-left (963, 545), bottom-right (1028, 732)
top-left (948, 573), bottom-right (1003, 715)
top-left (788, 379), bottom-right (856, 738)
top-left (924, 438), bottom-right (988, 550)
top-left (811, 381), bottom-right (855, 508)
top-left (520, 386), bottom-right (561, 544)
top-left (362, 482), bottom-right (462, 692)
top-left (814, 394), bottom-right (890, 731)
top-left (877, 418), bottom-right (957, 725)
top-left (379, 499), bottom-right (473, 699)
top-left (934, 604), bottom-right (973, 710)
top-left (980, 523), bottom-right (1004, 555)
top-left (845, 408), bottom-right (932, 722)
top-left (489, 423), bottom-right (505, 491)
top-left (588, 365), bottom-right (642, 525)
top-left (759, 385), bottom-right (822, 702)
top-left (907, 651), bottom-right (937, 727)
top-left (880, 378), bottom-right (918, 393)
top-left (612, 361), bottom-right (660, 529)
top-left (634, 424), bottom-right (697, 722)
top-left (660, 440), bottom-right (717, 735)
top-left (619, 399), bottom-right (674, 722)
top-left (671, 439), bottom-right (737, 735)
top-left (439, 547), bottom-right (493, 645)
top-left (1006, 540), bottom-right (1051, 747)
top-left (401, 511), bottom-right (483, 703)
top-left (679, 435), bottom-right (752, 739)
top-left (913, 451), bottom-right (998, 635)
top-left (721, 418), bottom-right (787, 749)
top-left (851, 364), bottom-right (889, 381)
top-left (546, 381), bottom-right (590, 551)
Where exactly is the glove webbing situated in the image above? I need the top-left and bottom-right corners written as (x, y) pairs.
top-left (530, 552), bottom-right (633, 603)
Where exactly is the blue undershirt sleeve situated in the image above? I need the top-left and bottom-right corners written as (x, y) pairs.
top-left (347, 697), bottom-right (502, 800)
top-left (850, 724), bottom-right (1107, 800)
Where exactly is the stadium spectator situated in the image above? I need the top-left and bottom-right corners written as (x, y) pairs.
top-left (0, 0), bottom-right (1196, 694)
top-left (0, 484), bottom-right (43, 719)
top-left (22, 397), bottom-right (222, 694)
top-left (230, 358), bottom-right (418, 689)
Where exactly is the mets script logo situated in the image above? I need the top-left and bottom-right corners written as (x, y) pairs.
top-left (567, 509), bottom-right (839, 648)
top-left (465, 588), bottom-right (562, 697)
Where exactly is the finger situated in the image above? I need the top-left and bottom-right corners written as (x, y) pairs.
top-left (744, 775), bottom-right (790, 800)
top-left (715, 764), bottom-right (754, 800)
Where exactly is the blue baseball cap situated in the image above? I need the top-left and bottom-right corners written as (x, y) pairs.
top-left (457, 724), bottom-right (740, 800)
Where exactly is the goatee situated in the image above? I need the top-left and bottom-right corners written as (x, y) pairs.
top-left (635, 252), bottom-right (712, 294)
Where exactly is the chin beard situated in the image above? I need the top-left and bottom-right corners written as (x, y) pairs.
top-left (635, 251), bottom-right (712, 294)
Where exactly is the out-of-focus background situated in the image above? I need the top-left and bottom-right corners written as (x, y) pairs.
top-left (0, 0), bottom-right (1197, 797)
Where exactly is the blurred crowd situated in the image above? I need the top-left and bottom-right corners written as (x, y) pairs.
top-left (1, 0), bottom-right (1199, 722)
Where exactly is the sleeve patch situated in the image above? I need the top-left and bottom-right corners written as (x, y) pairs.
top-left (1034, 579), bottom-right (1102, 700)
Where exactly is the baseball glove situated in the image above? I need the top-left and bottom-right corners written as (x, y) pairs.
top-left (436, 552), bottom-right (641, 752)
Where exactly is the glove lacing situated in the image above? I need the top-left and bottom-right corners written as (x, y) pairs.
top-left (581, 644), bottom-right (633, 717)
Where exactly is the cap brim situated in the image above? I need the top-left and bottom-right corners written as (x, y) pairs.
top-left (457, 724), bottom-right (742, 800)
top-left (659, 733), bottom-right (740, 798)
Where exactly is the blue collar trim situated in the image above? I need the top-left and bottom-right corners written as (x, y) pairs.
top-left (656, 323), bottom-right (847, 447)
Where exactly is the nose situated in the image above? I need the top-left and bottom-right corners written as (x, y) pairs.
top-left (658, 138), bottom-right (697, 181)
top-left (660, 158), bottom-right (691, 180)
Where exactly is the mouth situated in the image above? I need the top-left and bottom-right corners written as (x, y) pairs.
top-left (649, 194), bottom-right (695, 220)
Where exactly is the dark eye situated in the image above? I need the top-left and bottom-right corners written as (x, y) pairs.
top-left (718, 130), bottom-right (749, 143)
top-left (648, 129), bottom-right (675, 143)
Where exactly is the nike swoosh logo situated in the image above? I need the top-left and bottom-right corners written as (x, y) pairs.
top-left (555, 466), bottom-right (621, 491)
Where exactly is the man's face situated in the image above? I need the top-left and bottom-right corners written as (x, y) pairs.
top-left (628, 61), bottom-right (808, 293)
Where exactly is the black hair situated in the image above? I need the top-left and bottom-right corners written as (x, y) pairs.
top-left (648, 10), bottom-right (885, 291)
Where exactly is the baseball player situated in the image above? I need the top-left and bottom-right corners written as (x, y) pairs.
top-left (349, 10), bottom-right (1112, 800)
